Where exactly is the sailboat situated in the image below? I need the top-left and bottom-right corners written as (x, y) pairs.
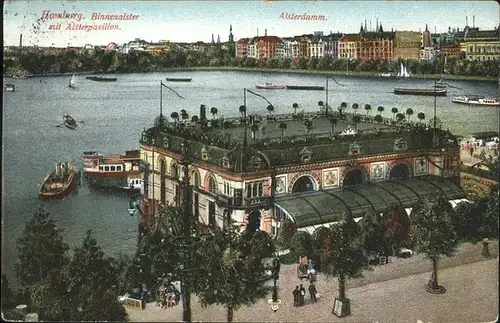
top-left (69, 74), bottom-right (77, 88)
top-left (397, 63), bottom-right (411, 78)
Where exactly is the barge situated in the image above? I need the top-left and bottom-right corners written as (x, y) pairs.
top-left (394, 88), bottom-right (447, 96)
top-left (286, 85), bottom-right (325, 91)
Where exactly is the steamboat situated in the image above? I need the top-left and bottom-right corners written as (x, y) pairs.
top-left (82, 150), bottom-right (143, 190)
top-left (39, 162), bottom-right (79, 199)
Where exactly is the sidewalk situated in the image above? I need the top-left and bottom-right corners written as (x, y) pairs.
top-left (127, 241), bottom-right (498, 322)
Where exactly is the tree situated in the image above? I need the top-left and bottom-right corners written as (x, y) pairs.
top-left (1, 274), bottom-right (16, 310)
top-left (410, 197), bottom-right (459, 293)
top-left (417, 112), bottom-right (425, 123)
top-left (338, 102), bottom-right (347, 117)
top-left (196, 228), bottom-right (276, 322)
top-left (279, 122), bottom-right (287, 142)
top-left (317, 101), bottom-right (324, 114)
top-left (453, 202), bottom-right (483, 242)
top-left (351, 103), bottom-right (359, 115)
top-left (16, 207), bottom-right (69, 288)
top-left (385, 204), bottom-right (411, 255)
top-left (290, 231), bottom-right (313, 258)
top-left (391, 107), bottom-right (398, 119)
top-left (406, 108), bottom-right (414, 122)
top-left (210, 107), bottom-right (218, 119)
top-left (352, 115), bottom-right (361, 130)
top-left (317, 218), bottom-right (369, 314)
top-left (277, 218), bottom-right (297, 249)
top-left (396, 112), bottom-right (405, 122)
top-left (266, 104), bottom-right (274, 116)
top-left (180, 109), bottom-right (189, 123)
top-left (377, 106), bottom-right (384, 116)
top-left (304, 120), bottom-right (313, 138)
top-left (239, 105), bottom-right (246, 119)
top-left (374, 115), bottom-right (383, 123)
top-left (364, 104), bottom-right (372, 117)
top-left (191, 115), bottom-right (199, 123)
top-left (360, 212), bottom-right (389, 258)
top-left (66, 230), bottom-right (128, 321)
top-left (292, 102), bottom-right (299, 115)
top-left (170, 112), bottom-right (179, 123)
top-left (329, 117), bottom-right (338, 134)
top-left (154, 114), bottom-right (167, 128)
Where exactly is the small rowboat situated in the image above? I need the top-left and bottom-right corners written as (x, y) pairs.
top-left (256, 83), bottom-right (285, 89)
top-left (394, 88), bottom-right (447, 96)
top-left (63, 114), bottom-right (77, 130)
top-left (166, 78), bottom-right (192, 82)
top-left (39, 162), bottom-right (79, 199)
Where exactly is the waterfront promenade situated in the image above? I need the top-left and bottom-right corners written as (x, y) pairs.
top-left (127, 241), bottom-right (498, 322)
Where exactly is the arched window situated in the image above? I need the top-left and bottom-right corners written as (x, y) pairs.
top-left (170, 163), bottom-right (178, 178)
top-left (208, 176), bottom-right (217, 194)
top-left (191, 170), bottom-right (201, 187)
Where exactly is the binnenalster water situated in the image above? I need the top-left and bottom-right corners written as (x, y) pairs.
top-left (2, 71), bottom-right (499, 287)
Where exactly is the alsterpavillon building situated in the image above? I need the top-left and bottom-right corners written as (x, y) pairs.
top-left (138, 105), bottom-right (466, 234)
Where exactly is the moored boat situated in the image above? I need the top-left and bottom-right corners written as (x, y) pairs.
top-left (435, 79), bottom-right (446, 88)
top-left (451, 95), bottom-right (499, 107)
top-left (286, 85), bottom-right (325, 91)
top-left (85, 76), bottom-right (117, 82)
top-left (166, 77), bottom-right (192, 82)
top-left (39, 162), bottom-right (79, 199)
top-left (82, 150), bottom-right (143, 190)
top-left (256, 83), bottom-right (285, 89)
top-left (4, 84), bottom-right (15, 92)
top-left (379, 73), bottom-right (392, 77)
top-left (394, 88), bottom-right (447, 96)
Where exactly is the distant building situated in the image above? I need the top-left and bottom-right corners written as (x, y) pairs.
top-left (461, 26), bottom-right (500, 61)
top-left (357, 23), bottom-right (395, 61)
top-left (229, 25), bottom-right (234, 43)
top-left (339, 34), bottom-right (359, 59)
top-left (323, 32), bottom-right (344, 58)
top-left (393, 31), bottom-right (421, 60)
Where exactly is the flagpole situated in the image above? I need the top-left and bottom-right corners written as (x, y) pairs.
top-left (433, 79), bottom-right (437, 148)
top-left (243, 88), bottom-right (247, 149)
top-left (160, 81), bottom-right (163, 127)
top-left (325, 75), bottom-right (329, 117)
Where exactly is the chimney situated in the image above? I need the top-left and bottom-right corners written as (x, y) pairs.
top-left (370, 20), bottom-right (372, 31)
top-left (257, 28), bottom-right (259, 37)
top-left (19, 34), bottom-right (22, 47)
top-left (466, 16), bottom-right (468, 26)
top-left (265, 29), bottom-right (267, 36)
top-left (364, 19), bottom-right (367, 31)
top-left (376, 17), bottom-right (378, 31)
top-left (473, 15), bottom-right (475, 28)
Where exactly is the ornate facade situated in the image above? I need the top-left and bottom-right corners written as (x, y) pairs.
top-left (139, 106), bottom-right (464, 235)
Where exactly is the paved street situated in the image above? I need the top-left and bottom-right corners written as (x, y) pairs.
top-left (127, 241), bottom-right (498, 322)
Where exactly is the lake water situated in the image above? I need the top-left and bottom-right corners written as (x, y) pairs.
top-left (2, 71), bottom-right (499, 286)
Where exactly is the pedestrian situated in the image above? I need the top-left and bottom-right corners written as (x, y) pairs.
top-left (482, 238), bottom-right (491, 258)
top-left (308, 283), bottom-right (317, 303)
top-left (293, 286), bottom-right (300, 307)
top-left (299, 284), bottom-right (306, 306)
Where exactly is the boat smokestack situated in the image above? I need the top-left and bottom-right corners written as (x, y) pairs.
top-left (56, 163), bottom-right (61, 176)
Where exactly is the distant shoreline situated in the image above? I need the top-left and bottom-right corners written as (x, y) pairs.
top-left (4, 67), bottom-right (497, 82)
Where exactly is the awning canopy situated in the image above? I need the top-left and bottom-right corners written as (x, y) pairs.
top-left (275, 175), bottom-right (466, 229)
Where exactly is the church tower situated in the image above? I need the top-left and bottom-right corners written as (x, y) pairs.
top-left (211, 33), bottom-right (215, 45)
top-left (229, 25), bottom-right (234, 42)
top-left (217, 34), bottom-right (220, 43)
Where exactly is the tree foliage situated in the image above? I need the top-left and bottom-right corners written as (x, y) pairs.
top-left (317, 219), bottom-right (369, 299)
top-left (15, 207), bottom-right (69, 287)
top-left (385, 204), bottom-right (411, 254)
top-left (65, 230), bottom-right (128, 322)
top-left (196, 228), bottom-right (277, 322)
top-left (360, 212), bottom-right (389, 256)
top-left (410, 197), bottom-right (459, 262)
top-left (290, 231), bottom-right (313, 258)
top-left (277, 218), bottom-right (297, 249)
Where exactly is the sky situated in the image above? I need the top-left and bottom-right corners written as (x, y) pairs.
top-left (3, 0), bottom-right (499, 47)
